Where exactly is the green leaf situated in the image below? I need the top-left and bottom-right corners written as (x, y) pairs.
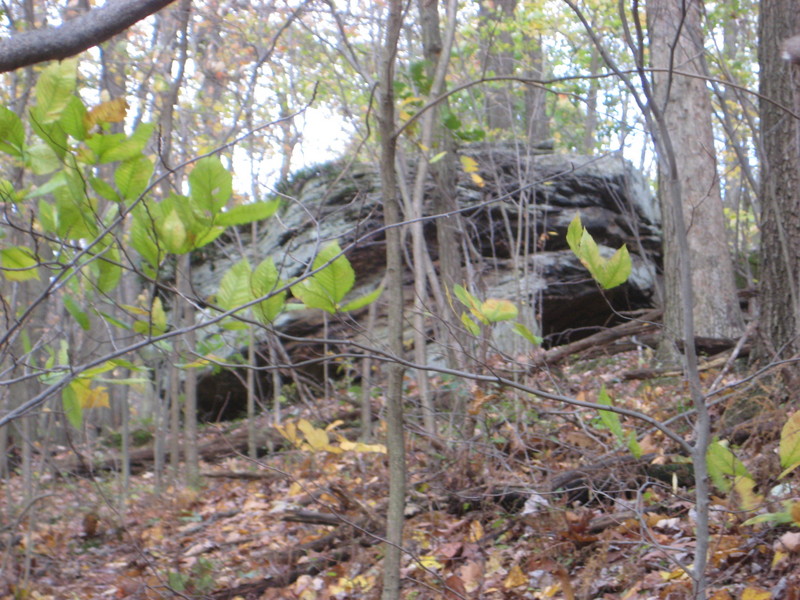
top-left (429, 151), bottom-right (448, 164)
top-left (461, 312), bottom-right (480, 336)
top-left (0, 246), bottom-right (40, 281)
top-left (599, 245), bottom-right (632, 290)
top-left (221, 320), bottom-right (250, 331)
top-left (84, 132), bottom-right (126, 163)
top-left (97, 310), bottom-right (130, 330)
top-left (251, 257), bottom-right (286, 324)
top-left (130, 208), bottom-right (163, 272)
top-left (37, 199), bottom-right (57, 233)
top-left (409, 60), bottom-right (432, 95)
top-left (578, 228), bottom-right (603, 273)
top-left (340, 285), bottom-right (383, 313)
top-left (57, 339), bottom-right (69, 365)
top-left (217, 259), bottom-right (252, 312)
top-left (192, 226), bottom-right (225, 249)
top-left (95, 243), bottom-right (122, 294)
top-left (566, 212), bottom-right (583, 254)
top-left (81, 362), bottom-right (118, 380)
top-left (26, 143), bottom-right (61, 175)
top-left (160, 209), bottom-right (187, 253)
top-left (35, 59), bottom-right (77, 123)
top-left (779, 410), bottom-right (800, 478)
top-left (292, 278), bottom-right (336, 313)
top-left (742, 511), bottom-right (794, 526)
top-left (132, 297), bottom-right (167, 336)
top-left (29, 106), bottom-right (68, 158)
top-left (512, 322), bottom-right (542, 346)
top-left (89, 176), bottom-right (120, 202)
top-left (115, 156), bottom-right (153, 201)
top-left (707, 441), bottom-right (752, 493)
top-left (441, 110), bottom-right (461, 131)
top-left (0, 106), bottom-right (25, 156)
top-left (108, 358), bottom-right (142, 371)
top-left (479, 298), bottom-right (518, 323)
top-left (567, 212), bottom-right (632, 290)
top-left (598, 385), bottom-right (625, 442)
top-left (627, 436), bottom-right (643, 459)
top-left (53, 180), bottom-right (98, 239)
top-left (27, 171), bottom-right (67, 200)
top-left (189, 156), bottom-right (232, 214)
top-left (100, 123), bottom-right (155, 163)
top-left (0, 179), bottom-right (18, 205)
top-left (59, 95), bottom-right (87, 140)
top-left (63, 294), bottom-right (90, 330)
top-left (215, 199), bottom-right (280, 227)
top-left (314, 242), bottom-right (355, 304)
top-left (453, 284), bottom-right (481, 311)
top-left (291, 242), bottom-right (355, 313)
top-left (62, 384), bottom-right (83, 429)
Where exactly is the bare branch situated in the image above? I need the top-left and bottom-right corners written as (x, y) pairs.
top-left (0, 0), bottom-right (178, 73)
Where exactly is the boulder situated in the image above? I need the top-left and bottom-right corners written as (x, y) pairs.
top-left (190, 144), bottom-right (661, 418)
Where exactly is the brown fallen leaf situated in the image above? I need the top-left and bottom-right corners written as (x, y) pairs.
top-left (444, 574), bottom-right (467, 599)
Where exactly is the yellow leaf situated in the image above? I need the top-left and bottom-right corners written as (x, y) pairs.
top-left (183, 353), bottom-right (227, 368)
top-left (480, 298), bottom-right (518, 322)
top-left (418, 555), bottom-right (443, 571)
top-left (82, 386), bottom-right (109, 409)
top-left (470, 172), bottom-right (485, 188)
top-left (790, 500), bottom-right (800, 525)
top-left (468, 520), bottom-right (484, 542)
top-left (733, 476), bottom-right (763, 511)
top-left (503, 564), bottom-right (527, 588)
top-left (659, 568), bottom-right (687, 581)
top-left (298, 419), bottom-right (330, 451)
top-left (338, 438), bottom-right (387, 453)
top-left (542, 584), bottom-right (561, 597)
top-left (84, 97), bottom-right (128, 129)
top-left (772, 550), bottom-right (788, 568)
top-left (71, 379), bottom-right (110, 409)
top-left (460, 155), bottom-right (479, 173)
top-left (276, 421), bottom-right (300, 446)
top-left (741, 587), bottom-right (771, 600)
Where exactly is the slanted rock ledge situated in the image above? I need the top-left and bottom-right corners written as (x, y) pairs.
top-left (191, 144), bottom-right (661, 418)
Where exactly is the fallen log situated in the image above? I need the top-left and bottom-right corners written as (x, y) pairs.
top-left (528, 309), bottom-right (662, 368)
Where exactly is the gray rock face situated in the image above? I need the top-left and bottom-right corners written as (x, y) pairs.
top-left (192, 145), bottom-right (661, 418)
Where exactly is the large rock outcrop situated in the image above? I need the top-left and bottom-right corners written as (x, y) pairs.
top-left (191, 144), bottom-right (661, 418)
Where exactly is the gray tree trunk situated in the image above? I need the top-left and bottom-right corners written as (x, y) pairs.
top-left (757, 1), bottom-right (800, 360)
top-left (378, 2), bottom-right (406, 599)
top-left (648, 0), bottom-right (743, 345)
top-left (479, 0), bottom-right (517, 133)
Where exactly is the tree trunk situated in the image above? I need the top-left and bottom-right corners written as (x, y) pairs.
top-left (378, 2), bottom-right (406, 598)
top-left (412, 0), bottom-right (462, 434)
top-left (479, 0), bottom-right (517, 133)
top-left (648, 0), bottom-right (744, 345)
top-left (525, 33), bottom-right (550, 145)
top-left (757, 0), bottom-right (800, 360)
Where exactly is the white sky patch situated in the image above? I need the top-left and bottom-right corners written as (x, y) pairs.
top-left (232, 107), bottom-right (352, 196)
top-left (293, 107), bottom-right (353, 169)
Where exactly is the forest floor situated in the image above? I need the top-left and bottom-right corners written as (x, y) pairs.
top-left (2, 349), bottom-right (800, 600)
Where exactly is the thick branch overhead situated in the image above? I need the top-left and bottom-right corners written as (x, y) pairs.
top-left (0, 0), bottom-right (178, 73)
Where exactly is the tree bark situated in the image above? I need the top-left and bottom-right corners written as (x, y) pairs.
top-left (757, 0), bottom-right (800, 360)
top-left (378, 2), bottom-right (406, 599)
top-left (648, 0), bottom-right (744, 344)
top-left (479, 0), bottom-right (517, 133)
top-left (0, 0), bottom-right (178, 73)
